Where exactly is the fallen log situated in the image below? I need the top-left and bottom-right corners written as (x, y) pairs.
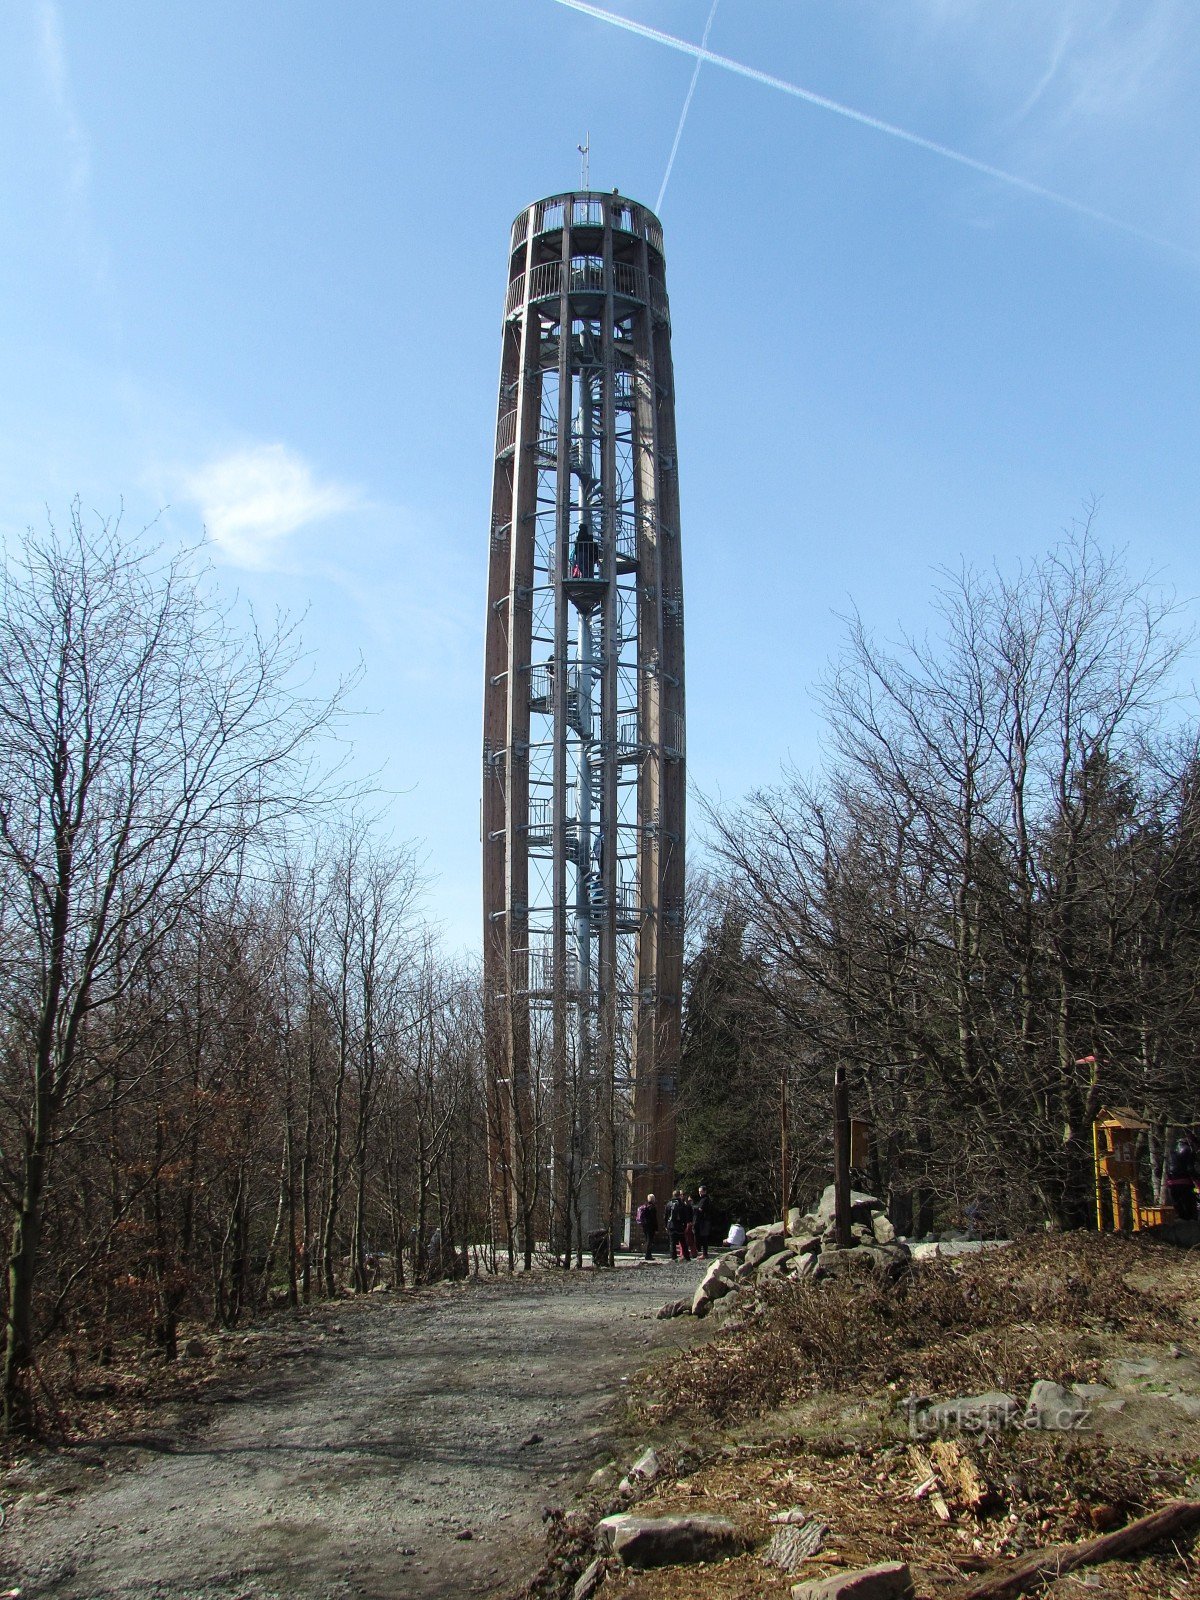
top-left (957, 1498), bottom-right (1200, 1599)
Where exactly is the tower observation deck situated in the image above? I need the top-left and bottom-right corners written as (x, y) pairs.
top-left (482, 190), bottom-right (685, 1257)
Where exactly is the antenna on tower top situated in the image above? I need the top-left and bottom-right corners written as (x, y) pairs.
top-left (577, 132), bottom-right (590, 189)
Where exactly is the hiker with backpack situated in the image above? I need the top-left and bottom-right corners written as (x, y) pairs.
top-left (636, 1193), bottom-right (659, 1259)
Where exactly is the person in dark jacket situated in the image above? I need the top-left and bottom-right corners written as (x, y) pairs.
top-left (1166, 1136), bottom-right (1198, 1222)
top-left (666, 1190), bottom-right (692, 1260)
top-left (637, 1193), bottom-right (659, 1259)
top-left (693, 1186), bottom-right (713, 1258)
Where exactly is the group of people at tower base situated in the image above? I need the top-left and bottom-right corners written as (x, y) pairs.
top-left (624, 1135), bottom-right (1197, 1268)
top-left (635, 1187), bottom-right (713, 1260)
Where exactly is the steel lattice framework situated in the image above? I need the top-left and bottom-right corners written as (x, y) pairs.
top-left (482, 191), bottom-right (685, 1254)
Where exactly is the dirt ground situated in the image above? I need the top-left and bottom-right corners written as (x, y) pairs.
top-left (606, 1234), bottom-right (1200, 1600)
top-left (0, 1259), bottom-right (705, 1600)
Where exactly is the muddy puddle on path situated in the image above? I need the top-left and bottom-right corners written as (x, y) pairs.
top-left (1, 1263), bottom-right (705, 1600)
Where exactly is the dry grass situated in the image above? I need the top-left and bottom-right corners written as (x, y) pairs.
top-left (587, 1436), bottom-right (1198, 1600)
top-left (564, 1234), bottom-right (1200, 1600)
top-left (640, 1233), bottom-right (1191, 1426)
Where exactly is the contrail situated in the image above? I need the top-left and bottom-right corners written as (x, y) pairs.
top-left (550, 0), bottom-right (1189, 256)
top-left (655, 0), bottom-right (720, 214)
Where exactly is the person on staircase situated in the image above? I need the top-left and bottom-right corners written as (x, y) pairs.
top-left (572, 518), bottom-right (598, 580)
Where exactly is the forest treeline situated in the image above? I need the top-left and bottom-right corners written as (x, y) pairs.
top-left (678, 526), bottom-right (1200, 1237)
top-left (4, 508), bottom-right (1198, 1438)
top-left (0, 510), bottom-right (501, 1435)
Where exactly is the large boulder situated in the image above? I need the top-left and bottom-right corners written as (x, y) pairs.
top-left (692, 1257), bottom-right (737, 1316)
top-left (745, 1232), bottom-right (788, 1270)
top-left (812, 1185), bottom-right (881, 1231)
top-left (596, 1513), bottom-right (743, 1568)
top-left (756, 1249), bottom-right (798, 1282)
top-left (813, 1244), bottom-right (899, 1281)
top-left (791, 1562), bottom-right (914, 1600)
top-left (745, 1222), bottom-right (787, 1244)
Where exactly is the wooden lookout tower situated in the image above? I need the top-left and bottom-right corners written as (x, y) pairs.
top-left (482, 191), bottom-right (685, 1255)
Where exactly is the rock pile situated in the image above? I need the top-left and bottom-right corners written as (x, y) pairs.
top-left (686, 1186), bottom-right (911, 1321)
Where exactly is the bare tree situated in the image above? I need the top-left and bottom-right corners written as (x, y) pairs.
top-left (708, 525), bottom-right (1195, 1232)
top-left (0, 504), bottom-right (347, 1432)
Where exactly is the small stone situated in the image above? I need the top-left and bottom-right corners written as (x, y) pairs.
top-left (1071, 1383), bottom-right (1113, 1401)
top-left (871, 1214), bottom-right (897, 1245)
top-left (519, 1431), bottom-right (543, 1448)
top-left (657, 1298), bottom-right (691, 1319)
top-left (919, 1391), bottom-right (1021, 1435)
top-left (1024, 1380), bottom-right (1089, 1431)
top-left (791, 1560), bottom-right (915, 1599)
top-left (589, 1464), bottom-right (619, 1491)
top-left (455, 1529), bottom-right (474, 1540)
top-left (626, 1448), bottom-right (660, 1484)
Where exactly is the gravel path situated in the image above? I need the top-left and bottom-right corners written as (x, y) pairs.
top-left (1, 1260), bottom-right (705, 1600)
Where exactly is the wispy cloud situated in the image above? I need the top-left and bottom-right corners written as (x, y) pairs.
top-left (182, 443), bottom-right (360, 569)
top-left (911, 0), bottom-right (1188, 133)
top-left (1051, 3), bottom-right (1183, 125)
top-left (35, 0), bottom-right (90, 199)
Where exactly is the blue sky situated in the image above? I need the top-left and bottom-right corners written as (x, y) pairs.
top-left (2, 1), bottom-right (1198, 953)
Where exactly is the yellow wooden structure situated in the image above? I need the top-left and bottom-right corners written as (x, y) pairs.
top-left (1092, 1106), bottom-right (1171, 1231)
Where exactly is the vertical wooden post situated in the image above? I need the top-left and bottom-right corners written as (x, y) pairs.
top-left (780, 1061), bottom-right (790, 1229)
top-left (833, 1063), bottom-right (851, 1249)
